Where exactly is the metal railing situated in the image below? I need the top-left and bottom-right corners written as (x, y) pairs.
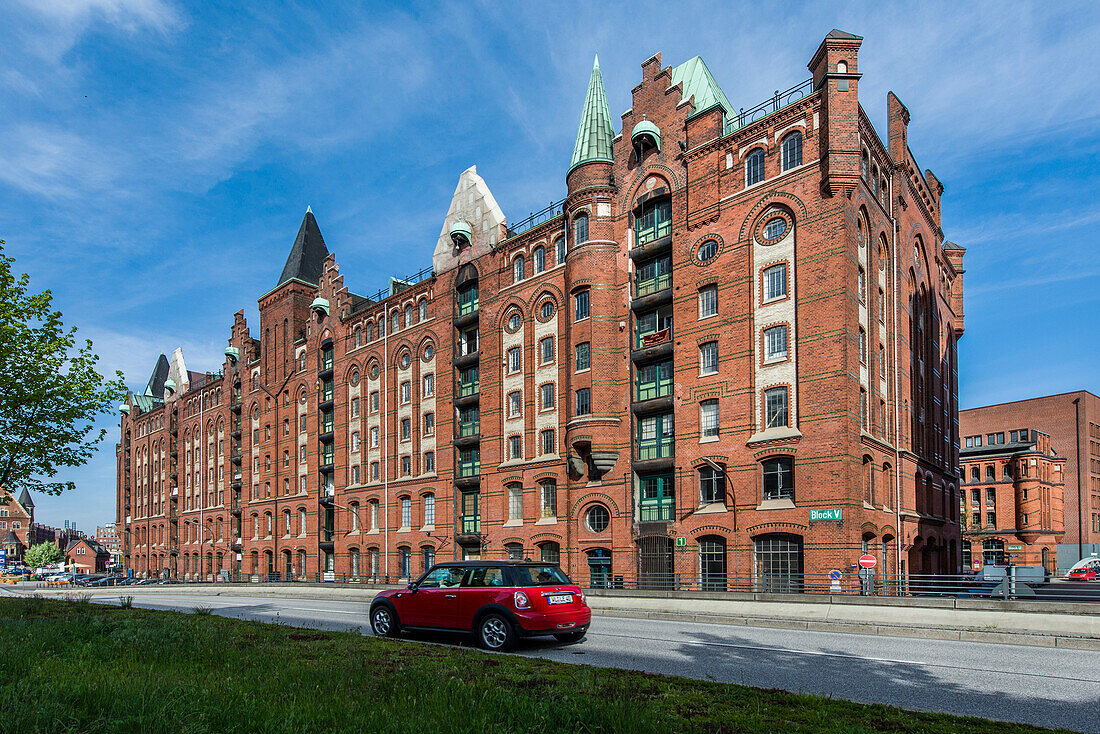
top-left (638, 498), bottom-right (674, 522)
top-left (637, 436), bottom-right (674, 461)
top-left (634, 217), bottom-right (672, 246)
top-left (457, 380), bottom-right (480, 398)
top-left (634, 272), bottom-right (672, 298)
top-left (636, 377), bottom-right (673, 402)
top-left (363, 266), bottom-right (435, 304)
top-left (724, 78), bottom-right (816, 135)
top-left (635, 327), bottom-right (671, 350)
top-left (504, 198), bottom-right (566, 240)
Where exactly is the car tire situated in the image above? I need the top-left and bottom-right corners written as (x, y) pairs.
top-left (370, 604), bottom-right (400, 637)
top-left (553, 630), bottom-right (586, 644)
top-left (477, 613), bottom-right (514, 651)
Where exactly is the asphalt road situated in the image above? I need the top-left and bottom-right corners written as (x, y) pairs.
top-left (8, 587), bottom-right (1099, 732)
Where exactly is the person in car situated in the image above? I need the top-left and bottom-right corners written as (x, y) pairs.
top-left (440, 568), bottom-right (463, 587)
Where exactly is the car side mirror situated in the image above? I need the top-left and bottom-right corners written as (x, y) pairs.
top-left (408, 583), bottom-right (418, 593)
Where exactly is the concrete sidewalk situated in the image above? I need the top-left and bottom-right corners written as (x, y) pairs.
top-left (16, 582), bottom-right (1100, 649)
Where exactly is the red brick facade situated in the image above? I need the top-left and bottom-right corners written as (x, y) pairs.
top-left (117, 30), bottom-right (965, 587)
top-left (959, 430), bottom-right (1064, 574)
top-left (961, 391), bottom-right (1100, 555)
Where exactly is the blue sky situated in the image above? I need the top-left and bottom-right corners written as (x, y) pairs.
top-left (3, 0), bottom-right (1098, 531)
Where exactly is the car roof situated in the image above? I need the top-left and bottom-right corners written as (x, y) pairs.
top-left (429, 567), bottom-right (558, 572)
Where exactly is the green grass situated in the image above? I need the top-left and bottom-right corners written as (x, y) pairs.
top-left (0, 597), bottom-right (1064, 734)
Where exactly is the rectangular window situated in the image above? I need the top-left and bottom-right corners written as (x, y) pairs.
top-left (878, 288), bottom-right (885, 322)
top-left (400, 418), bottom-right (411, 440)
top-left (400, 381), bottom-right (410, 404)
top-left (508, 391), bottom-right (523, 418)
top-left (699, 465), bottom-right (725, 505)
top-left (370, 426), bottom-right (379, 448)
top-left (423, 451), bottom-right (435, 473)
top-left (762, 457), bottom-right (794, 501)
top-left (352, 465), bottom-right (360, 484)
top-left (541, 428), bottom-right (555, 455)
top-left (540, 383), bottom-right (555, 410)
top-left (859, 327), bottom-right (867, 364)
top-left (987, 511), bottom-right (996, 528)
top-left (351, 432), bottom-right (360, 452)
top-left (299, 415), bottom-right (307, 432)
top-left (423, 413), bottom-right (434, 436)
top-left (423, 373), bottom-right (434, 398)
top-left (763, 263), bottom-right (787, 301)
top-left (763, 325), bottom-right (788, 361)
top-left (540, 336), bottom-right (555, 364)
top-left (986, 488), bottom-right (996, 504)
top-left (574, 290), bottom-right (589, 321)
top-left (508, 435), bottom-right (522, 460)
top-left (858, 267), bottom-right (866, 303)
top-left (540, 480), bottom-right (557, 518)
top-left (401, 497), bottom-right (411, 528)
top-left (351, 397), bottom-right (360, 418)
top-left (508, 346), bottom-right (522, 373)
top-left (299, 445), bottom-right (307, 462)
top-left (698, 285), bottom-right (718, 318)
top-left (575, 388), bottom-right (591, 416)
top-left (370, 392), bottom-right (379, 413)
top-left (401, 456), bottom-right (411, 475)
top-left (508, 485), bottom-right (523, 521)
top-left (764, 387), bottom-right (789, 429)
top-left (575, 342), bottom-right (590, 371)
top-left (700, 400), bottom-right (719, 439)
top-left (699, 341), bottom-right (718, 375)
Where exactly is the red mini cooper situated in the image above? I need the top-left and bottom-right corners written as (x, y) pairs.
top-left (369, 561), bottom-right (591, 651)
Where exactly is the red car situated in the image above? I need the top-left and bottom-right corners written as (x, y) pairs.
top-left (1067, 559), bottom-right (1100, 581)
top-left (369, 561), bottom-right (591, 651)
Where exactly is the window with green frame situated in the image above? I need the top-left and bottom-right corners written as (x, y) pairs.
top-left (319, 346), bottom-right (334, 371)
top-left (461, 490), bottom-right (480, 533)
top-left (458, 366), bottom-right (479, 396)
top-left (636, 361), bottom-right (673, 401)
top-left (319, 379), bottom-right (334, 403)
top-left (458, 447), bottom-right (480, 477)
top-left (457, 406), bottom-right (479, 436)
top-left (635, 254), bottom-right (671, 297)
top-left (634, 198), bottom-right (671, 245)
top-left (635, 306), bottom-right (673, 349)
top-left (637, 413), bottom-right (674, 460)
top-left (638, 472), bottom-right (674, 521)
top-left (319, 410), bottom-right (333, 434)
top-left (457, 283), bottom-right (479, 315)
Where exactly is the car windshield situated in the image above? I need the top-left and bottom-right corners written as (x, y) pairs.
top-left (512, 565), bottom-right (571, 586)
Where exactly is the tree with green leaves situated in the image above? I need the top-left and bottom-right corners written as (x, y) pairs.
top-left (0, 239), bottom-right (125, 497)
top-left (24, 542), bottom-right (63, 569)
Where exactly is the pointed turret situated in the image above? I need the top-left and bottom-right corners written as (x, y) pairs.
top-left (277, 209), bottom-right (329, 287)
top-left (17, 487), bottom-right (34, 509)
top-left (142, 354), bottom-right (170, 398)
top-left (569, 55), bottom-right (615, 174)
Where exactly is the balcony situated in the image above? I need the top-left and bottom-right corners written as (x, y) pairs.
top-left (457, 379), bottom-right (480, 398)
top-left (457, 291), bottom-right (479, 317)
top-left (637, 434), bottom-right (674, 462)
top-left (231, 495), bottom-right (242, 513)
top-left (634, 269), bottom-right (672, 297)
top-left (460, 515), bottom-right (481, 534)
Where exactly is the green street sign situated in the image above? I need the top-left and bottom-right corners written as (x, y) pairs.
top-left (809, 508), bottom-right (843, 522)
top-left (675, 537), bottom-right (686, 546)
top-left (1007, 545), bottom-right (1023, 551)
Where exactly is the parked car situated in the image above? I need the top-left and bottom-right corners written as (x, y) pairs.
top-left (1067, 558), bottom-right (1100, 581)
top-left (370, 562), bottom-right (591, 651)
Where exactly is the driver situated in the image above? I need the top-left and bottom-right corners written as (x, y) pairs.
top-left (440, 568), bottom-right (462, 588)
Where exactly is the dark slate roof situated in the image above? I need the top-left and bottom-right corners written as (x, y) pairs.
top-left (826, 29), bottom-right (863, 40)
top-left (943, 241), bottom-right (964, 250)
top-left (17, 487), bottom-right (34, 509)
top-left (143, 354), bottom-right (170, 398)
top-left (3, 531), bottom-right (22, 546)
top-left (277, 209), bottom-right (329, 287)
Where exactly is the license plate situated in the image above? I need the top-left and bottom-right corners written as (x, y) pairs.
top-left (546, 594), bottom-right (573, 605)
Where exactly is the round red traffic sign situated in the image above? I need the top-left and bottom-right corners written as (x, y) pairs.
top-left (858, 555), bottom-right (877, 569)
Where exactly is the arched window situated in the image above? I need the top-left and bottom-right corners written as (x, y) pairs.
top-left (699, 535), bottom-right (727, 591)
top-left (513, 255), bottom-right (525, 283)
top-left (574, 212), bottom-right (589, 245)
top-left (505, 542), bottom-right (524, 561)
top-left (863, 455), bottom-right (874, 504)
top-left (634, 197), bottom-right (671, 245)
top-left (554, 236), bottom-right (565, 266)
top-left (423, 493), bottom-right (435, 526)
top-left (762, 456), bottom-right (794, 501)
top-left (861, 149), bottom-right (869, 181)
top-left (350, 548), bottom-right (360, 578)
top-left (539, 541), bottom-right (560, 564)
top-left (781, 132), bottom-right (802, 171)
top-left (533, 245), bottom-right (545, 273)
top-left (405, 304), bottom-right (414, 326)
top-left (367, 322), bottom-right (375, 341)
top-left (349, 501), bottom-right (360, 532)
top-left (418, 300), bottom-right (427, 322)
top-left (354, 327), bottom-right (362, 348)
top-left (745, 148), bottom-right (766, 186)
top-left (391, 311), bottom-right (399, 332)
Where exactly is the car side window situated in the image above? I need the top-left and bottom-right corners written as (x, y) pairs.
top-left (417, 567), bottom-right (463, 589)
top-left (464, 567), bottom-right (505, 587)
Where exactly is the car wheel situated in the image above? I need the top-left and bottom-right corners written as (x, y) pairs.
top-left (477, 613), bottom-right (514, 651)
top-left (370, 605), bottom-right (400, 637)
top-left (553, 630), bottom-right (586, 644)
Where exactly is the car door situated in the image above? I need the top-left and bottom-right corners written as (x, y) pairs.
top-left (455, 566), bottom-right (508, 630)
top-left (398, 566), bottom-right (464, 628)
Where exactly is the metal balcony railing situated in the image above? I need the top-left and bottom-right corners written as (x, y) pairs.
top-left (458, 380), bottom-right (480, 398)
top-left (458, 420), bottom-right (480, 437)
top-left (637, 377), bottom-right (673, 402)
top-left (635, 327), bottom-right (671, 350)
top-left (458, 459), bottom-right (480, 478)
top-left (637, 436), bottom-right (674, 461)
top-left (635, 272), bottom-right (672, 298)
top-left (461, 515), bottom-right (481, 534)
top-left (638, 497), bottom-right (674, 522)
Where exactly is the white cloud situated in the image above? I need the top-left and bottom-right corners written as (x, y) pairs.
top-left (15, 0), bottom-right (181, 36)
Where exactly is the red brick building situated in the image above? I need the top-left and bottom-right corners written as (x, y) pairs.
top-left (961, 390), bottom-right (1100, 570)
top-left (65, 537), bottom-right (111, 574)
top-left (117, 30), bottom-right (965, 588)
top-left (0, 488), bottom-right (35, 566)
top-left (959, 429), bottom-right (1064, 574)
top-left (95, 524), bottom-right (122, 565)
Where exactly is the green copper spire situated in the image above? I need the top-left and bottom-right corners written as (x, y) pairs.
top-left (569, 54), bottom-right (615, 174)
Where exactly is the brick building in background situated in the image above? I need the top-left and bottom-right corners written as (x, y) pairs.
top-left (961, 391), bottom-right (1100, 570)
top-left (959, 429), bottom-right (1064, 574)
top-left (117, 30), bottom-right (965, 588)
top-left (96, 524), bottom-right (122, 565)
top-left (0, 488), bottom-right (35, 566)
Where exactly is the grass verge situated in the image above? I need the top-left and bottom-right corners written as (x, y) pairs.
top-left (0, 597), bottom-right (1065, 734)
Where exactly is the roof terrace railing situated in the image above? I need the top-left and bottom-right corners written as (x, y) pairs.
top-left (504, 198), bottom-right (567, 241)
top-left (724, 78), bottom-right (815, 136)
top-left (365, 265), bottom-right (435, 303)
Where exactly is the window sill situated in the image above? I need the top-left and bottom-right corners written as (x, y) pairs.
top-left (747, 427), bottom-right (803, 445)
top-left (695, 502), bottom-right (728, 515)
top-left (763, 356), bottom-right (787, 366)
top-left (419, 524), bottom-right (435, 533)
top-left (755, 498), bottom-right (796, 511)
top-left (396, 527), bottom-right (410, 534)
top-left (503, 519), bottom-right (523, 528)
top-left (698, 313), bottom-right (718, 321)
top-left (699, 436), bottom-right (719, 444)
top-left (535, 517), bottom-right (558, 526)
